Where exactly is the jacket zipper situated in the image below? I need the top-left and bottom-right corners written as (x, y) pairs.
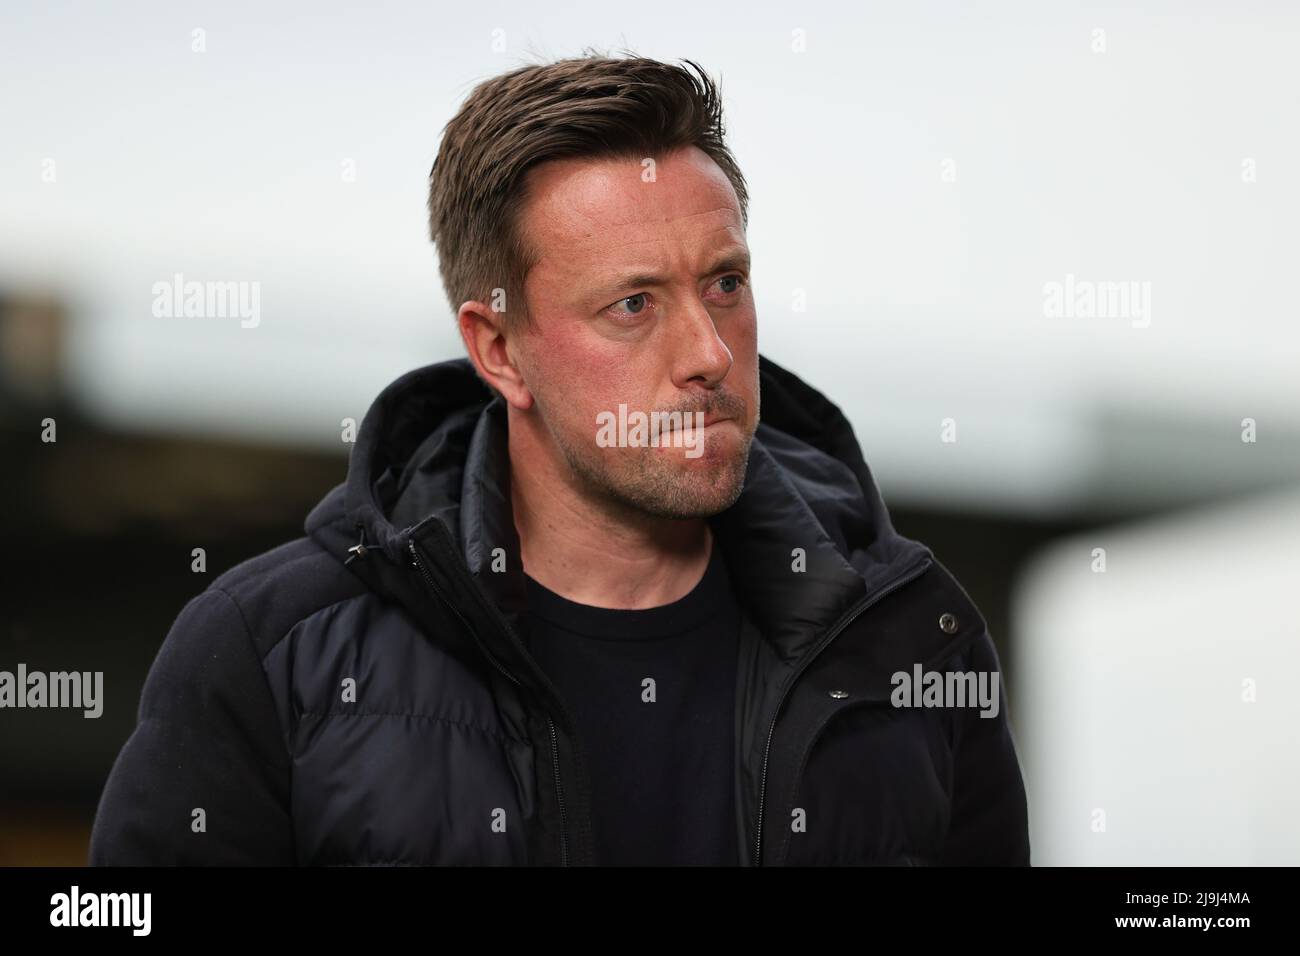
top-left (752, 554), bottom-right (932, 866)
top-left (407, 537), bottom-right (570, 866)
top-left (546, 716), bottom-right (568, 866)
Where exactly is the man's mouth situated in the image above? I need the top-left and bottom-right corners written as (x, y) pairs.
top-left (661, 413), bottom-right (732, 434)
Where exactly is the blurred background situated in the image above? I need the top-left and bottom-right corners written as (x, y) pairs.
top-left (2, 0), bottom-right (1297, 865)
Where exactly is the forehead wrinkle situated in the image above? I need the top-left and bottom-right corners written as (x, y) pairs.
top-left (563, 169), bottom-right (739, 220)
top-left (544, 206), bottom-right (740, 252)
top-left (543, 209), bottom-right (745, 263)
top-left (527, 176), bottom-right (745, 283)
top-left (541, 228), bottom-right (743, 279)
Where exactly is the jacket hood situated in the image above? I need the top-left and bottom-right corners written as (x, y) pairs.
top-left (305, 354), bottom-right (933, 677)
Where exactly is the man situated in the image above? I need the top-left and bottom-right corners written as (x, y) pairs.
top-left (90, 54), bottom-right (1030, 866)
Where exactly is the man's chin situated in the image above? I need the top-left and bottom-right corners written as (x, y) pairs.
top-left (615, 453), bottom-right (750, 519)
top-left (557, 421), bottom-right (755, 520)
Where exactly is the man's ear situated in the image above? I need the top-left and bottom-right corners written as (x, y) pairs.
top-left (457, 301), bottom-right (533, 410)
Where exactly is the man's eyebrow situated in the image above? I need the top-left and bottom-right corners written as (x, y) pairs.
top-left (595, 248), bottom-right (752, 299)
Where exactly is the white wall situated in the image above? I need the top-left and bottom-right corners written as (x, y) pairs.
top-left (1013, 484), bottom-right (1300, 864)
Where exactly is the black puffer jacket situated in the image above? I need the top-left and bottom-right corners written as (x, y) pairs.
top-left (89, 355), bottom-right (1030, 866)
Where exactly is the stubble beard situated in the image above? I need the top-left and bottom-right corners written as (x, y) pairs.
top-left (547, 410), bottom-right (756, 521)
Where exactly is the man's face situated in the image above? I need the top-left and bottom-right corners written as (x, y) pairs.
top-left (510, 144), bottom-right (759, 520)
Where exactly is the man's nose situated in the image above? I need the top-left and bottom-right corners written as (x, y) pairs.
top-left (671, 298), bottom-right (733, 389)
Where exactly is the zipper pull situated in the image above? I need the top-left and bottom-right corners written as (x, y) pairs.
top-left (344, 524), bottom-right (372, 566)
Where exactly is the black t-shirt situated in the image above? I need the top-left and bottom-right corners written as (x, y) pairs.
top-left (520, 543), bottom-right (742, 866)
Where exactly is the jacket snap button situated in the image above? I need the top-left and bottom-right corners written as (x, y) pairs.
top-left (939, 612), bottom-right (958, 634)
top-left (829, 690), bottom-right (849, 699)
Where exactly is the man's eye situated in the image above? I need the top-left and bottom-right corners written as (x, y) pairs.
top-left (716, 274), bottom-right (746, 295)
top-left (618, 293), bottom-right (648, 314)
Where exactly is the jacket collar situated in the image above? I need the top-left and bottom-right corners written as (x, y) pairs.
top-left (306, 355), bottom-right (933, 686)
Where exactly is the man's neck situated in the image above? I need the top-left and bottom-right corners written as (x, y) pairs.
top-left (508, 435), bottom-right (713, 611)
